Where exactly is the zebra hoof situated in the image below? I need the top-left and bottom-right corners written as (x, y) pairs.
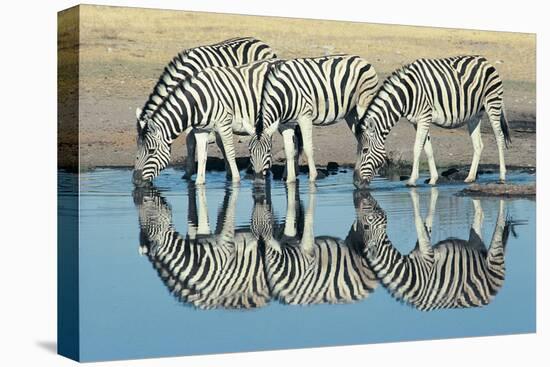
top-left (497, 179), bottom-right (506, 184)
top-left (464, 177), bottom-right (476, 184)
top-left (405, 181), bottom-right (417, 188)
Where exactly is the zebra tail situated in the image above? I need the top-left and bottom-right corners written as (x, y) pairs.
top-left (500, 105), bottom-right (512, 148)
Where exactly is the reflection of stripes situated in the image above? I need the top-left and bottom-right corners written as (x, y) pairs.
top-left (366, 238), bottom-right (508, 311)
top-left (263, 236), bottom-right (377, 305)
top-left (359, 196), bottom-right (511, 311)
top-left (134, 187), bottom-right (270, 310)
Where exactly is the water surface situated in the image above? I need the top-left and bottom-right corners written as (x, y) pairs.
top-left (64, 169), bottom-right (536, 361)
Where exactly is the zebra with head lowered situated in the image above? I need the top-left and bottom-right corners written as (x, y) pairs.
top-left (133, 60), bottom-right (276, 186)
top-left (134, 183), bottom-right (270, 310)
top-left (134, 37), bottom-right (276, 182)
top-left (247, 55), bottom-right (378, 183)
top-left (357, 188), bottom-right (514, 311)
top-left (354, 55), bottom-right (511, 188)
top-left (253, 183), bottom-right (378, 305)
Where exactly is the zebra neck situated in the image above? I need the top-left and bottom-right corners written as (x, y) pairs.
top-left (367, 236), bottom-right (409, 274)
top-left (151, 85), bottom-right (200, 142)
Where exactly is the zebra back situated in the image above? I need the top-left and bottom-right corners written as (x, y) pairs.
top-left (137, 37), bottom-right (277, 132)
top-left (259, 55), bottom-right (378, 131)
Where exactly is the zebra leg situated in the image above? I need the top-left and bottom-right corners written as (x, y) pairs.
top-left (488, 109), bottom-right (507, 183)
top-left (187, 182), bottom-right (198, 240)
top-left (472, 199), bottom-right (485, 238)
top-left (216, 185), bottom-right (239, 238)
top-left (183, 130), bottom-right (196, 180)
top-left (465, 115), bottom-right (484, 183)
top-left (407, 121), bottom-right (430, 187)
top-left (214, 131), bottom-right (231, 179)
top-left (218, 122), bottom-right (240, 183)
top-left (281, 127), bottom-right (297, 183)
top-left (196, 184), bottom-right (211, 235)
top-left (410, 189), bottom-right (434, 256)
top-left (302, 186), bottom-right (317, 254)
top-left (486, 200), bottom-right (507, 287)
top-left (424, 187), bottom-right (439, 238)
top-left (467, 198), bottom-right (486, 249)
top-left (297, 116), bottom-right (317, 181)
top-left (284, 182), bottom-right (298, 237)
top-left (194, 131), bottom-right (209, 185)
top-left (423, 135), bottom-right (439, 185)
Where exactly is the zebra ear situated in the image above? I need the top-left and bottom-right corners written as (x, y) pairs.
top-left (136, 107), bottom-right (143, 120)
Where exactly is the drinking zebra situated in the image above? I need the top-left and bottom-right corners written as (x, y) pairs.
top-left (357, 188), bottom-right (513, 311)
top-left (247, 55), bottom-right (379, 182)
top-left (255, 183), bottom-right (378, 305)
top-left (354, 55), bottom-right (511, 188)
top-left (134, 37), bottom-right (276, 182)
top-left (133, 60), bottom-right (276, 186)
top-left (134, 183), bottom-right (270, 310)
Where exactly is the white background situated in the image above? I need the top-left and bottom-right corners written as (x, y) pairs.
top-left (0, 0), bottom-right (547, 365)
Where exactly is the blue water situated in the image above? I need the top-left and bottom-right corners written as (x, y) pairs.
top-left (65, 169), bottom-right (536, 361)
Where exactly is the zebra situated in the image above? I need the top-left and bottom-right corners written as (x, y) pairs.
top-left (134, 37), bottom-right (276, 181)
top-left (354, 55), bottom-right (512, 188)
top-left (133, 183), bottom-right (270, 310)
top-left (255, 183), bottom-right (378, 305)
top-left (133, 59), bottom-right (276, 186)
top-left (358, 188), bottom-right (514, 311)
top-left (247, 55), bottom-right (379, 183)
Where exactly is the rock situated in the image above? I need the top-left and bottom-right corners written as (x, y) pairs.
top-left (458, 183), bottom-right (535, 198)
top-left (399, 175), bottom-right (410, 181)
top-left (316, 169), bottom-right (328, 179)
top-left (441, 167), bottom-right (469, 181)
top-left (327, 161), bottom-right (339, 171)
top-left (441, 168), bottom-right (459, 177)
top-left (339, 169), bottom-right (348, 173)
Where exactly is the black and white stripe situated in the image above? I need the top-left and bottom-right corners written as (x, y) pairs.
top-left (134, 184), bottom-right (270, 310)
top-left (355, 55), bottom-right (511, 188)
top-left (134, 37), bottom-right (276, 182)
top-left (255, 183), bottom-right (378, 305)
top-left (248, 55), bottom-right (378, 182)
top-left (133, 60), bottom-right (276, 186)
top-left (357, 190), bottom-right (511, 311)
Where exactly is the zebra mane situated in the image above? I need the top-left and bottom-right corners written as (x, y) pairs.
top-left (138, 37), bottom-right (266, 135)
top-left (256, 59), bottom-right (286, 136)
top-left (138, 48), bottom-right (192, 123)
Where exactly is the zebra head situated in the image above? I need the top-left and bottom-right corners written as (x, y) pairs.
top-left (352, 190), bottom-right (388, 257)
top-left (354, 116), bottom-right (387, 189)
top-left (133, 110), bottom-right (172, 186)
top-left (249, 126), bottom-right (277, 181)
top-left (133, 185), bottom-right (173, 256)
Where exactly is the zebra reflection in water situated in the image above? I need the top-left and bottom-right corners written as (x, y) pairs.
top-left (134, 183), bottom-right (378, 309)
top-left (357, 188), bottom-right (515, 311)
top-left (134, 184), bottom-right (270, 310)
top-left (255, 183), bottom-right (378, 305)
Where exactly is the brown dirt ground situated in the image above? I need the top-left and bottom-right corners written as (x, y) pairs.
top-left (58, 5), bottom-right (536, 172)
